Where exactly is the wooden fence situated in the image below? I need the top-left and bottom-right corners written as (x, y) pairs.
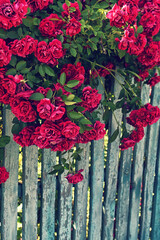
top-left (0, 76), bottom-right (160, 240)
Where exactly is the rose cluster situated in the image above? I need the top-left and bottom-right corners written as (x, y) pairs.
top-left (108, 0), bottom-right (160, 84)
top-left (0, 167), bottom-right (9, 184)
top-left (119, 103), bottom-right (160, 150)
top-left (0, 63), bottom-right (106, 152)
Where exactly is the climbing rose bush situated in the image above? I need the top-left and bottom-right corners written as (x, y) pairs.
top-left (0, 0), bottom-right (159, 183)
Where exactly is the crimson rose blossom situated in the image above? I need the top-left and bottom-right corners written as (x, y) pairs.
top-left (60, 121), bottom-right (80, 139)
top-left (62, 2), bottom-right (81, 20)
top-left (26, 0), bottom-right (53, 13)
top-left (65, 169), bottom-right (84, 184)
top-left (65, 18), bottom-right (81, 37)
top-left (0, 167), bottom-right (9, 184)
top-left (0, 39), bottom-right (12, 67)
top-left (147, 73), bottom-right (160, 87)
top-left (13, 126), bottom-right (35, 147)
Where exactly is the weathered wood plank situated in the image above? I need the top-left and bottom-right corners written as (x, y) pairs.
top-left (40, 150), bottom-right (57, 240)
top-left (1, 109), bottom-right (19, 240)
top-left (22, 146), bottom-right (38, 240)
top-left (128, 84), bottom-right (150, 239)
top-left (57, 154), bottom-right (72, 240)
top-left (140, 84), bottom-right (160, 240)
top-left (115, 143), bottom-right (132, 240)
top-left (151, 125), bottom-right (160, 240)
top-left (102, 75), bottom-right (123, 240)
top-left (73, 143), bottom-right (90, 240)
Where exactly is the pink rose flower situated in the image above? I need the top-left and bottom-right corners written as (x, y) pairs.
top-left (65, 169), bottom-right (84, 184)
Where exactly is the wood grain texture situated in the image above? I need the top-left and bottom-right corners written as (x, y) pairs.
top-left (73, 143), bottom-right (90, 240)
top-left (128, 84), bottom-right (150, 239)
top-left (22, 146), bottom-right (38, 240)
top-left (57, 153), bottom-right (72, 240)
top-left (102, 75), bottom-right (123, 240)
top-left (40, 149), bottom-right (57, 240)
top-left (151, 125), bottom-right (160, 240)
top-left (140, 85), bottom-right (160, 240)
top-left (1, 109), bottom-right (19, 240)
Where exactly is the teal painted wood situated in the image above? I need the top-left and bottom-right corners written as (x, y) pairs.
top-left (88, 78), bottom-right (104, 240)
top-left (102, 76), bottom-right (123, 240)
top-left (88, 140), bottom-right (104, 240)
top-left (1, 109), bottom-right (19, 240)
top-left (140, 85), bottom-right (160, 240)
top-left (40, 150), bottom-right (57, 240)
top-left (115, 145), bottom-right (132, 240)
top-left (128, 84), bottom-right (150, 239)
top-left (57, 154), bottom-right (72, 240)
top-left (73, 143), bottom-right (90, 240)
top-left (22, 146), bottom-right (38, 240)
top-left (151, 125), bottom-right (160, 240)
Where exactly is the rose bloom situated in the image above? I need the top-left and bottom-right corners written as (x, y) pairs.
top-left (147, 73), bottom-right (160, 87)
top-left (135, 69), bottom-right (149, 82)
top-left (127, 34), bottom-right (147, 56)
top-left (129, 127), bottom-right (144, 142)
top-left (65, 18), bottom-right (81, 37)
top-left (26, 0), bottom-right (53, 13)
top-left (37, 98), bottom-right (55, 119)
top-left (51, 138), bottom-right (75, 151)
top-left (144, 103), bottom-right (160, 125)
top-left (39, 13), bottom-right (64, 38)
top-left (60, 121), bottom-right (80, 139)
top-left (32, 126), bottom-right (50, 149)
top-left (34, 41), bottom-right (51, 63)
top-left (0, 67), bottom-right (6, 78)
top-left (40, 120), bottom-right (61, 140)
top-left (48, 39), bottom-right (64, 59)
top-left (0, 0), bottom-right (28, 30)
top-left (0, 166), bottom-right (9, 184)
top-left (139, 13), bottom-right (160, 37)
top-left (94, 121), bottom-right (106, 140)
top-left (106, 4), bottom-right (129, 28)
top-left (13, 126), bottom-right (35, 147)
top-left (65, 169), bottom-right (84, 184)
top-left (119, 138), bottom-right (136, 150)
top-left (0, 39), bottom-right (12, 67)
top-left (80, 86), bottom-right (102, 112)
top-left (1, 75), bottom-right (17, 95)
top-left (62, 2), bottom-right (81, 20)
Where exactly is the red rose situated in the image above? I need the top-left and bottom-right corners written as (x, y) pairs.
top-left (11, 100), bottom-right (37, 122)
top-left (32, 126), bottom-right (50, 149)
top-left (126, 108), bottom-right (149, 127)
top-left (80, 86), bottom-right (102, 112)
top-left (0, 39), bottom-right (12, 67)
top-left (130, 127), bottom-right (144, 142)
top-left (147, 73), bottom-right (160, 87)
top-left (34, 41), bottom-right (51, 63)
top-left (49, 106), bottom-right (65, 121)
top-left (119, 138), bottom-right (136, 150)
top-left (13, 126), bottom-right (35, 147)
top-left (139, 13), bottom-right (160, 37)
top-left (0, 166), bottom-right (9, 184)
top-left (106, 4), bottom-right (129, 28)
top-left (94, 121), bottom-right (106, 140)
top-left (65, 169), bottom-right (84, 184)
top-left (37, 98), bottom-right (55, 119)
top-left (60, 121), bottom-right (80, 138)
top-left (27, 0), bottom-right (53, 13)
top-left (144, 103), bottom-right (160, 125)
top-left (62, 2), bottom-right (81, 20)
top-left (65, 18), bottom-right (81, 37)
top-left (51, 138), bottom-right (75, 151)
top-left (1, 75), bottom-right (17, 95)
top-left (40, 120), bottom-right (61, 140)
top-left (0, 67), bottom-right (7, 78)
top-left (127, 34), bottom-right (147, 56)
top-left (48, 39), bottom-right (64, 59)
top-left (39, 14), bottom-right (64, 38)
top-left (135, 70), bottom-right (149, 82)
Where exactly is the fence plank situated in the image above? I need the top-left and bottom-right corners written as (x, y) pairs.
top-left (102, 76), bottom-right (123, 240)
top-left (128, 84), bottom-right (150, 239)
top-left (22, 146), bottom-right (38, 240)
top-left (1, 109), bottom-right (19, 240)
top-left (73, 143), bottom-right (90, 240)
top-left (40, 150), bottom-right (57, 240)
top-left (57, 154), bottom-right (72, 240)
top-left (151, 125), bottom-right (160, 240)
top-left (140, 85), bottom-right (160, 240)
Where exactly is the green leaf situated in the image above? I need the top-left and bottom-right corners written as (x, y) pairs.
top-left (106, 102), bottom-right (116, 111)
top-left (137, 25), bottom-right (144, 34)
top-left (63, 86), bottom-right (74, 93)
top-left (5, 68), bottom-right (17, 75)
top-left (66, 80), bottom-right (79, 88)
top-left (22, 16), bottom-right (33, 27)
top-left (74, 96), bottom-right (82, 103)
top-left (16, 61), bottom-right (27, 71)
top-left (60, 72), bottom-right (66, 85)
top-left (56, 88), bottom-right (63, 96)
top-left (65, 0), bottom-right (70, 6)
top-left (9, 55), bottom-right (17, 67)
top-left (48, 169), bottom-right (57, 175)
top-left (65, 101), bottom-right (77, 105)
top-left (11, 124), bottom-right (22, 135)
top-left (33, 18), bottom-right (40, 25)
top-left (118, 49), bottom-right (126, 59)
top-left (68, 111), bottom-right (82, 119)
top-left (0, 136), bottom-right (10, 148)
top-left (39, 65), bottom-right (45, 77)
top-left (76, 106), bottom-right (85, 112)
top-left (66, 94), bottom-right (75, 101)
top-left (46, 89), bottom-right (53, 99)
top-left (7, 31), bottom-right (19, 39)
top-left (0, 29), bottom-right (7, 39)
top-left (70, 48), bottom-right (77, 57)
top-left (12, 117), bottom-right (19, 124)
top-left (29, 93), bottom-right (45, 101)
top-left (109, 128), bottom-right (119, 143)
top-left (20, 68), bottom-right (31, 74)
top-left (80, 118), bottom-right (92, 125)
top-left (44, 65), bottom-right (55, 76)
top-left (18, 27), bottom-right (23, 37)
